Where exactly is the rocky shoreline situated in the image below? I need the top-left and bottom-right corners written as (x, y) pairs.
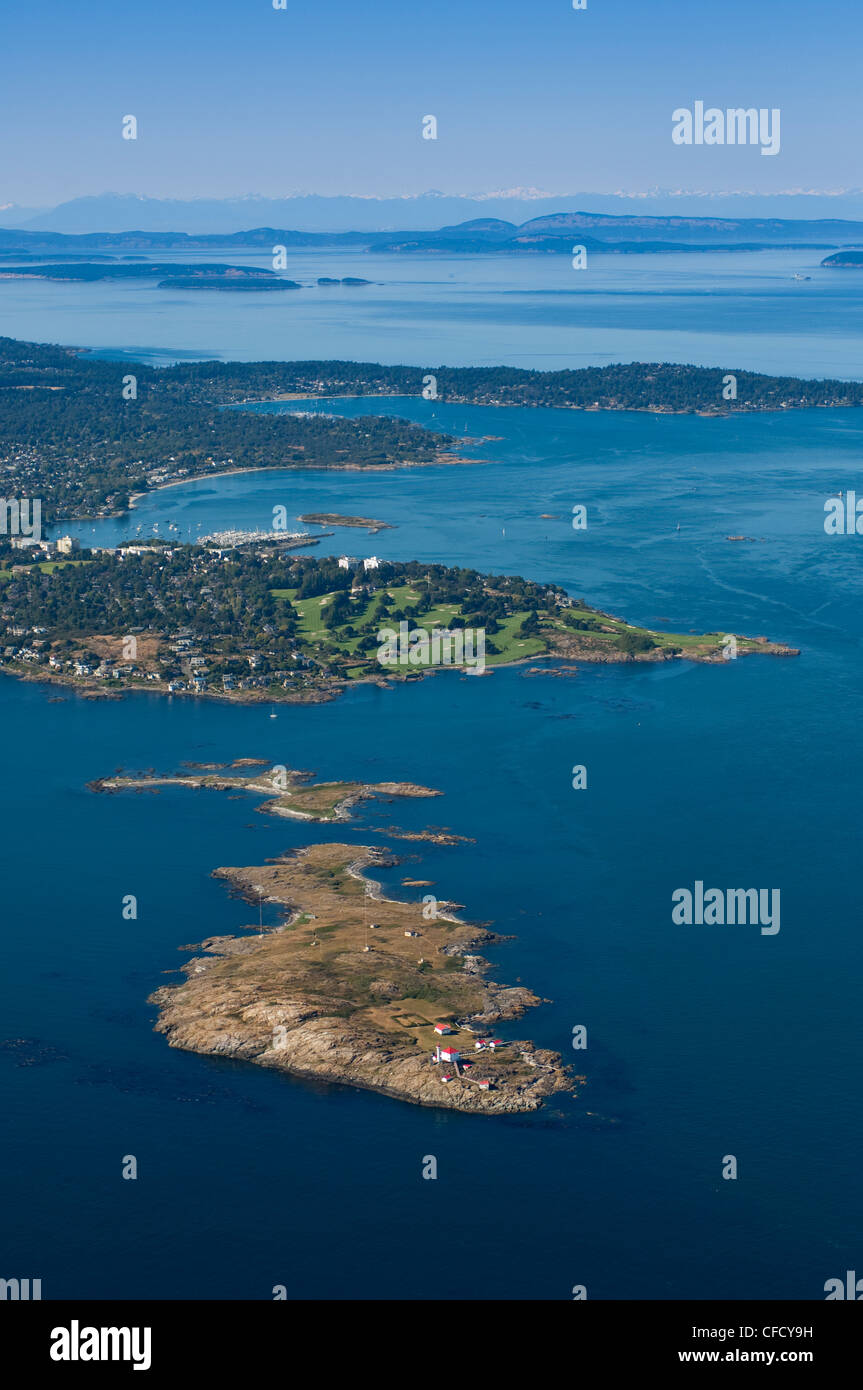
top-left (546, 631), bottom-right (800, 663)
top-left (90, 762), bottom-right (442, 824)
top-left (150, 841), bottom-right (576, 1115)
top-left (1, 618), bottom-right (799, 711)
top-left (94, 758), bottom-right (575, 1113)
top-left (298, 512), bottom-right (394, 533)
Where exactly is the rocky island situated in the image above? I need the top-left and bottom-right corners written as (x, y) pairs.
top-left (93, 761), bottom-right (442, 823)
top-left (151, 838), bottom-right (574, 1115)
top-left (94, 762), bottom-right (574, 1113)
top-left (298, 512), bottom-right (393, 533)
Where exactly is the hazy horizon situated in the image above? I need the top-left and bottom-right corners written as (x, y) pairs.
top-left (8, 187), bottom-right (863, 237)
top-left (3, 0), bottom-right (861, 208)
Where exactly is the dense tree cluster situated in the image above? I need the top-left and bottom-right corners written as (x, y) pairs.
top-left (4, 334), bottom-right (853, 530)
top-left (0, 339), bottom-right (453, 523)
top-left (0, 548), bottom-right (562, 663)
top-left (0, 262), bottom-right (288, 284)
top-left (162, 357), bottom-right (863, 412)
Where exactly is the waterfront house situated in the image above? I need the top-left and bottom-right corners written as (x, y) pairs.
top-left (439, 1046), bottom-right (460, 1064)
top-left (433, 1023), bottom-right (455, 1036)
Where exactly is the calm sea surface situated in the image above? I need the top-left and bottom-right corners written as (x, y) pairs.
top-left (2, 254), bottom-right (862, 1298)
top-left (2, 246), bottom-right (862, 376)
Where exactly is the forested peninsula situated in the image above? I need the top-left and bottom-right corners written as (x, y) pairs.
top-left (2, 336), bottom-right (860, 526)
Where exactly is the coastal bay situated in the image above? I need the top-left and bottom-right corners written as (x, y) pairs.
top-left (3, 242), bottom-right (863, 1298)
top-left (3, 410), bottom-right (861, 1292)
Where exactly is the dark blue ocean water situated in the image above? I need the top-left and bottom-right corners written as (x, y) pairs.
top-left (5, 395), bottom-right (862, 1299)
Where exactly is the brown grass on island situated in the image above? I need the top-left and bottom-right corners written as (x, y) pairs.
top-left (150, 841), bottom-right (576, 1115)
top-left (298, 512), bottom-right (394, 533)
top-left (90, 762), bottom-right (442, 823)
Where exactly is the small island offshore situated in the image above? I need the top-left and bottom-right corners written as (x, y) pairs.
top-left (0, 261), bottom-right (302, 290)
top-left (95, 764), bottom-right (575, 1114)
top-left (298, 511), bottom-right (393, 534)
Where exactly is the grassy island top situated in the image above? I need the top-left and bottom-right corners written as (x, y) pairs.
top-left (297, 512), bottom-right (393, 532)
top-left (0, 551), bottom-right (798, 705)
top-left (93, 760), bottom-right (442, 824)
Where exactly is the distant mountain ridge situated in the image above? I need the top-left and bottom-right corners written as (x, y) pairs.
top-left (9, 189), bottom-right (863, 234)
top-left (1, 210), bottom-right (862, 257)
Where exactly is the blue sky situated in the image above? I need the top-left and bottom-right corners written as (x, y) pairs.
top-left (2, 0), bottom-right (861, 204)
